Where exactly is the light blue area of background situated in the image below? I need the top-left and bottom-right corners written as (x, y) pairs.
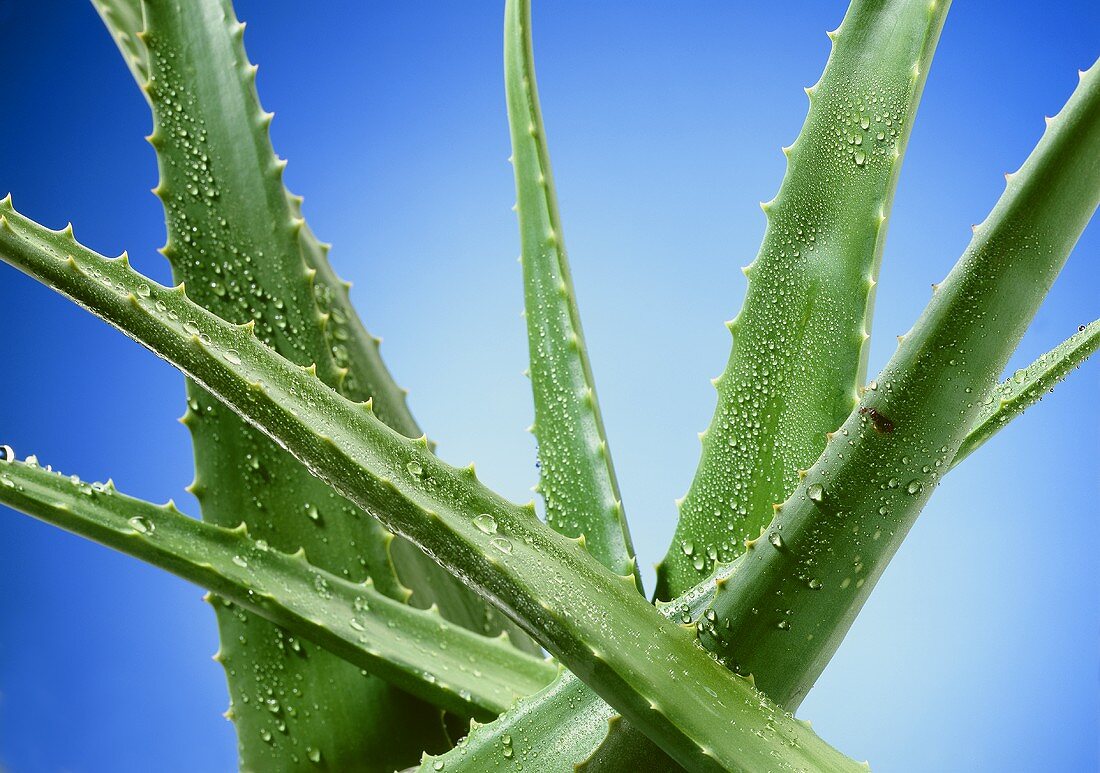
top-left (0, 2), bottom-right (1096, 770)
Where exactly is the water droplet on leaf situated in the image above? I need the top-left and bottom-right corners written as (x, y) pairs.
top-left (473, 514), bottom-right (498, 534)
top-left (128, 516), bottom-right (155, 535)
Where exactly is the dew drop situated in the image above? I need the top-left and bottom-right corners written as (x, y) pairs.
top-left (473, 514), bottom-right (498, 535)
top-left (128, 516), bottom-right (155, 535)
top-left (0, 445), bottom-right (12, 463)
top-left (406, 460), bottom-right (423, 478)
top-left (489, 536), bottom-right (513, 555)
top-left (223, 349), bottom-right (242, 365)
top-left (906, 479), bottom-right (924, 495)
top-left (807, 483), bottom-right (824, 502)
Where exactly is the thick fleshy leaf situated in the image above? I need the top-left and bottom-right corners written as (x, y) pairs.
top-left (656, 0), bottom-right (951, 599)
top-left (697, 58), bottom-right (1100, 709)
top-left (0, 458), bottom-right (556, 719)
top-left (98, 0), bottom-right (536, 649)
top-left (952, 318), bottom-right (1100, 467)
top-left (134, 0), bottom-right (453, 765)
top-left (0, 203), bottom-right (860, 773)
top-left (505, 0), bottom-right (639, 585)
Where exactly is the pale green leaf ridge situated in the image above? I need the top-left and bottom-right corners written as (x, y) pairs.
top-left (0, 457), bottom-right (556, 719)
top-left (505, 0), bottom-right (640, 585)
top-left (697, 58), bottom-right (1100, 709)
top-left (657, 0), bottom-right (951, 599)
top-left (952, 318), bottom-right (1100, 467)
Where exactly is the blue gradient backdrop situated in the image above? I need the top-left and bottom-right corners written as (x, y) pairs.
top-left (1, 2), bottom-right (1096, 771)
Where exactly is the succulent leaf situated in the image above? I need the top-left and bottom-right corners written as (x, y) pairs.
top-left (430, 1), bottom-right (954, 765)
top-left (90, 0), bottom-right (149, 87)
top-left (656, 0), bottom-right (951, 598)
top-left (10, 5), bottom-right (1093, 770)
top-left (131, 0), bottom-right (464, 765)
top-left (952, 318), bottom-right (1100, 467)
top-left (0, 458), bottom-right (556, 719)
top-left (95, 0), bottom-right (532, 649)
top-left (96, 0), bottom-right (534, 650)
top-left (411, 32), bottom-right (1100, 773)
top-left (0, 204), bottom-right (860, 773)
top-left (419, 564), bottom-right (736, 772)
top-left (505, 0), bottom-right (640, 585)
top-left (696, 58), bottom-right (1100, 709)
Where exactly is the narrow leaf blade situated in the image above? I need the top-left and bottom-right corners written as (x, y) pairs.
top-left (504, 0), bottom-right (639, 585)
top-left (0, 458), bottom-right (556, 718)
top-left (697, 59), bottom-right (1100, 709)
top-left (953, 318), bottom-right (1100, 467)
top-left (136, 0), bottom-right (452, 764)
top-left (657, 0), bottom-right (951, 598)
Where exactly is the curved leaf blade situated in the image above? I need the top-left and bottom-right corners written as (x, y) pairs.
top-left (0, 458), bottom-right (556, 719)
top-left (953, 318), bottom-right (1100, 467)
top-left (504, 0), bottom-right (639, 585)
top-left (698, 59), bottom-right (1100, 709)
top-left (135, 0), bottom-right (457, 764)
top-left (657, 0), bottom-right (951, 598)
top-left (109, 0), bottom-right (532, 649)
top-left (0, 205), bottom-right (860, 773)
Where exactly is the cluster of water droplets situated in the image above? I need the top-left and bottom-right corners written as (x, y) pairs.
top-left (825, 83), bottom-right (904, 169)
top-left (146, 45), bottom-right (317, 365)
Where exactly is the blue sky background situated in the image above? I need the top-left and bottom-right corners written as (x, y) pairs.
top-left (0, 2), bottom-right (1096, 771)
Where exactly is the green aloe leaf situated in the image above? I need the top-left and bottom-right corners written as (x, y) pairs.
top-left (422, 0), bottom-right (952, 767)
top-left (656, 0), bottom-right (950, 599)
top-left (579, 91), bottom-right (1100, 764)
top-left (90, 0), bottom-right (149, 88)
top-left (413, 17), bottom-right (1100, 773)
top-left (505, 0), bottom-right (639, 585)
top-left (952, 318), bottom-right (1100, 467)
top-left (92, 0), bottom-right (530, 647)
top-left (133, 0), bottom-right (454, 766)
top-left (696, 58), bottom-right (1100, 709)
top-left (0, 206), bottom-right (860, 773)
top-left (418, 567), bottom-right (734, 773)
top-left (0, 457), bottom-right (556, 719)
top-left (412, 304), bottom-right (1100, 770)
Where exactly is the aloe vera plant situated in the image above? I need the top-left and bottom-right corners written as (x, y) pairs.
top-left (1, 2), bottom-right (1097, 771)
